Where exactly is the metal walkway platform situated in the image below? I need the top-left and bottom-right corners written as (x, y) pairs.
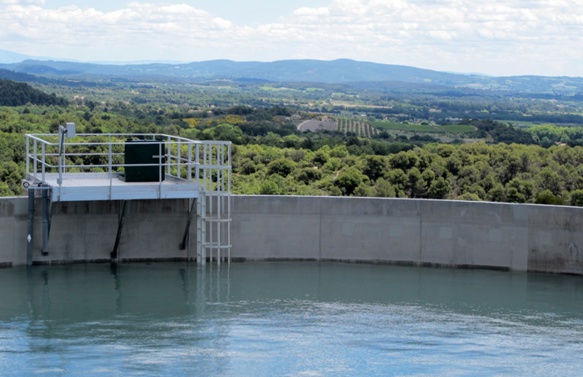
top-left (24, 131), bottom-right (232, 265)
top-left (35, 172), bottom-right (201, 202)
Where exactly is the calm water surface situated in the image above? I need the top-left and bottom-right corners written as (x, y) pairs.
top-left (0, 262), bottom-right (582, 376)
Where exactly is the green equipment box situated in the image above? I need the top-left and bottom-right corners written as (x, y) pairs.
top-left (124, 140), bottom-right (165, 182)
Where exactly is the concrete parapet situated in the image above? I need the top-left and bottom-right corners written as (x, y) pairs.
top-left (0, 197), bottom-right (194, 266)
top-left (231, 196), bottom-right (582, 275)
top-left (2, 195), bottom-right (583, 274)
top-left (527, 205), bottom-right (583, 274)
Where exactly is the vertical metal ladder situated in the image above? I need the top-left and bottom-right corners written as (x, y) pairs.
top-left (196, 142), bottom-right (231, 265)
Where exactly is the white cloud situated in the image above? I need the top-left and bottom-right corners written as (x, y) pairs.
top-left (1, 0), bottom-right (583, 76)
top-left (0, 0), bottom-right (44, 4)
top-left (293, 7), bottom-right (330, 17)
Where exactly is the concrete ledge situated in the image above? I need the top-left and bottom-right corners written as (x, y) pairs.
top-left (0, 197), bottom-right (194, 266)
top-left (2, 195), bottom-right (583, 275)
top-left (231, 196), bottom-right (583, 275)
top-left (231, 257), bottom-right (511, 271)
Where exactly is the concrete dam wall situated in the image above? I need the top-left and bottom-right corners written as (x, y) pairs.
top-left (1, 195), bottom-right (583, 275)
top-left (0, 198), bottom-right (195, 266)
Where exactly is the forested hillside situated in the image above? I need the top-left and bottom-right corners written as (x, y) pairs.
top-left (0, 79), bottom-right (68, 106)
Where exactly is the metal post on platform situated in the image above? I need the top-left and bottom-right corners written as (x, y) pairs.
top-left (57, 123), bottom-right (76, 186)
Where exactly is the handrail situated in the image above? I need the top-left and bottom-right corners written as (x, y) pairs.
top-left (25, 133), bottom-right (232, 189)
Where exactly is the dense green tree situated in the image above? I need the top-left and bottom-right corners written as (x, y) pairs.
top-left (407, 167), bottom-right (425, 198)
top-left (458, 192), bottom-right (481, 201)
top-left (335, 167), bottom-right (369, 196)
top-left (427, 177), bottom-right (450, 199)
top-left (535, 189), bottom-right (564, 205)
top-left (362, 155), bottom-right (388, 181)
top-left (0, 181), bottom-right (13, 196)
top-left (487, 183), bottom-right (506, 202)
top-left (505, 187), bottom-right (526, 203)
top-left (312, 146), bottom-right (330, 167)
top-left (260, 180), bottom-right (282, 195)
top-left (296, 168), bottom-right (322, 184)
top-left (267, 158), bottom-right (296, 177)
top-left (202, 123), bottom-right (243, 143)
top-left (372, 178), bottom-right (396, 197)
top-left (536, 167), bottom-right (562, 196)
top-left (570, 190), bottom-right (583, 207)
top-left (386, 168), bottom-right (407, 193)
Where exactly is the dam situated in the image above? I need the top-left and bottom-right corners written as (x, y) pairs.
top-left (1, 194), bottom-right (583, 275)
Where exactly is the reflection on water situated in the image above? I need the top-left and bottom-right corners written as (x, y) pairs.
top-left (0, 262), bottom-right (582, 376)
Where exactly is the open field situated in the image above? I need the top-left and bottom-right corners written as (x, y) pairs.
top-left (337, 118), bottom-right (380, 137)
top-left (370, 120), bottom-right (475, 134)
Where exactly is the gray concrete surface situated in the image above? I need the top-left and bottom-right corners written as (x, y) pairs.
top-left (0, 197), bottom-right (194, 266)
top-left (230, 196), bottom-right (582, 275)
top-left (1, 195), bottom-right (582, 274)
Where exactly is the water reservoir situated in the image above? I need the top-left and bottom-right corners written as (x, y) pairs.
top-left (1, 262), bottom-right (582, 376)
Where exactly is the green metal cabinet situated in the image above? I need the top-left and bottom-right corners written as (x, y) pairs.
top-left (124, 140), bottom-right (165, 182)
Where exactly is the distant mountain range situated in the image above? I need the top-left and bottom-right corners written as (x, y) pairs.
top-left (1, 49), bottom-right (583, 96)
top-left (0, 49), bottom-right (53, 64)
top-left (0, 49), bottom-right (181, 66)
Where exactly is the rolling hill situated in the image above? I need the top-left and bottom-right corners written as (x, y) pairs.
top-left (1, 57), bottom-right (583, 95)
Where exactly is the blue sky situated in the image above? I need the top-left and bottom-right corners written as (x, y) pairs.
top-left (1, 0), bottom-right (583, 77)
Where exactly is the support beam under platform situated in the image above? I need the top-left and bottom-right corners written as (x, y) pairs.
top-left (111, 201), bottom-right (128, 260)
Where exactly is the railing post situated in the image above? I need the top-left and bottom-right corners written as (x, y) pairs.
top-left (177, 139), bottom-right (181, 179)
top-left (195, 143), bottom-right (200, 183)
top-left (25, 136), bottom-right (30, 179)
top-left (188, 143), bottom-right (192, 181)
top-left (41, 142), bottom-right (45, 183)
top-left (108, 138), bottom-right (113, 200)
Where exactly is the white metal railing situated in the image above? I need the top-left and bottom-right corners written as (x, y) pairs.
top-left (25, 132), bottom-right (232, 263)
top-left (25, 133), bottom-right (230, 187)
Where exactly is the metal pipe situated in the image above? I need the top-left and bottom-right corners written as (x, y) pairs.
top-left (180, 198), bottom-right (197, 251)
top-left (111, 201), bottom-right (128, 261)
top-left (41, 187), bottom-right (49, 256)
top-left (26, 189), bottom-right (35, 267)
